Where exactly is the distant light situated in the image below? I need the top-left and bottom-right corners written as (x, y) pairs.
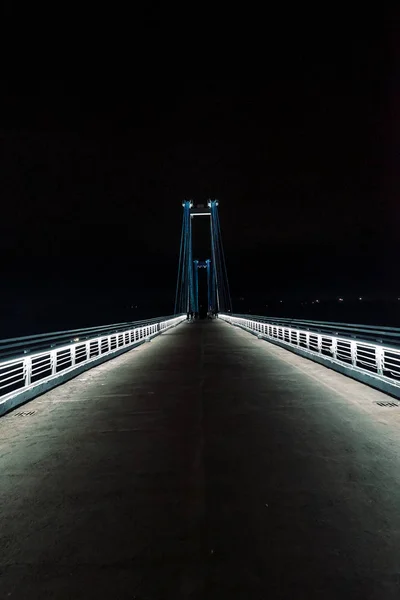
top-left (338, 298), bottom-right (344, 302)
top-left (315, 299), bottom-right (319, 303)
top-left (73, 337), bottom-right (80, 342)
top-left (280, 300), bottom-right (283, 303)
top-left (359, 297), bottom-right (362, 301)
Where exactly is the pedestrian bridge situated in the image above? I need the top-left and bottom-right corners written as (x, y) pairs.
top-left (1, 315), bottom-right (400, 598)
top-left (2, 199), bottom-right (400, 598)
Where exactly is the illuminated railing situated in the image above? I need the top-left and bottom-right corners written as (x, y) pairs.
top-left (220, 313), bottom-right (400, 399)
top-left (0, 314), bottom-right (186, 416)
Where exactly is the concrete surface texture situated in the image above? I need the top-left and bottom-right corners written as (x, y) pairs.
top-left (1, 320), bottom-right (400, 599)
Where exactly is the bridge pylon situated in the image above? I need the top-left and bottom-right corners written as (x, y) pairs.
top-left (174, 200), bottom-right (231, 316)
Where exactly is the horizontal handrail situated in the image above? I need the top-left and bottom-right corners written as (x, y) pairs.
top-left (220, 313), bottom-right (400, 398)
top-left (0, 315), bottom-right (181, 362)
top-left (229, 314), bottom-right (400, 348)
top-left (0, 314), bottom-right (186, 415)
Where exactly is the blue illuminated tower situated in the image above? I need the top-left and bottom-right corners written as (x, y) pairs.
top-left (174, 200), bottom-right (231, 315)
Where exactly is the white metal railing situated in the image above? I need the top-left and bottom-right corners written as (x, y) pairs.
top-left (219, 313), bottom-right (400, 397)
top-left (0, 315), bottom-right (186, 414)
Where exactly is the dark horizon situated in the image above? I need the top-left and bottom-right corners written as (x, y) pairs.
top-left (1, 19), bottom-right (398, 336)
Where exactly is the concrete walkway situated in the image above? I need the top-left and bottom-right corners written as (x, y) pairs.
top-left (1, 320), bottom-right (400, 599)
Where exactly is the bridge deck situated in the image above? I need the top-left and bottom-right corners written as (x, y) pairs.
top-left (1, 320), bottom-right (400, 598)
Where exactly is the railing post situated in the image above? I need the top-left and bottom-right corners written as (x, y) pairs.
top-left (86, 341), bottom-right (90, 359)
top-left (71, 345), bottom-right (76, 367)
top-left (317, 334), bottom-right (322, 354)
top-left (331, 337), bottom-right (337, 360)
top-left (306, 332), bottom-right (310, 349)
top-left (50, 350), bottom-right (57, 376)
top-left (24, 356), bottom-right (32, 387)
top-left (350, 340), bottom-right (357, 367)
top-left (376, 346), bottom-right (384, 375)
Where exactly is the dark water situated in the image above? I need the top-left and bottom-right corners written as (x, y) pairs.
top-left (2, 297), bottom-right (400, 341)
top-left (0, 292), bottom-right (175, 340)
top-left (2, 265), bottom-right (400, 343)
top-left (234, 300), bottom-right (400, 329)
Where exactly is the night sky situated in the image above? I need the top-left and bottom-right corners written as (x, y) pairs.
top-left (1, 18), bottom-right (398, 335)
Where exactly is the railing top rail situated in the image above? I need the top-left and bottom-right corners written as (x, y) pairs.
top-left (228, 313), bottom-right (400, 347)
top-left (231, 313), bottom-right (400, 333)
top-left (0, 314), bottom-right (184, 362)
